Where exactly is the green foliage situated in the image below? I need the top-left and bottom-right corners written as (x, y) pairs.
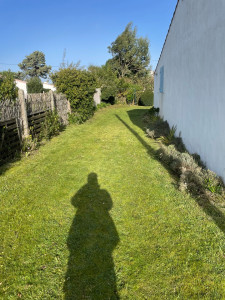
top-left (145, 112), bottom-right (224, 198)
top-left (0, 70), bottom-right (26, 81)
top-left (157, 143), bottom-right (224, 197)
top-left (0, 71), bottom-right (18, 101)
top-left (96, 102), bottom-right (111, 110)
top-left (52, 67), bottom-right (97, 123)
top-left (40, 110), bottom-right (61, 140)
top-left (138, 89), bottom-right (154, 106)
top-left (27, 77), bottom-right (43, 93)
top-left (22, 135), bottom-right (39, 152)
top-left (158, 125), bottom-right (177, 145)
top-left (108, 22), bottom-right (150, 78)
top-left (204, 171), bottom-right (222, 194)
top-left (124, 83), bottom-right (142, 104)
top-left (18, 51), bottom-right (51, 79)
top-left (88, 23), bottom-right (153, 106)
top-left (88, 64), bottom-right (118, 103)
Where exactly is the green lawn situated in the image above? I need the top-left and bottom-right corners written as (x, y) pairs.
top-left (1, 106), bottom-right (225, 299)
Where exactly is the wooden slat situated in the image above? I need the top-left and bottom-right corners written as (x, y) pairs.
top-left (28, 110), bottom-right (49, 120)
top-left (0, 118), bottom-right (16, 126)
top-left (28, 117), bottom-right (45, 125)
top-left (1, 141), bottom-right (20, 151)
top-left (2, 130), bottom-right (18, 138)
top-left (2, 123), bottom-right (18, 131)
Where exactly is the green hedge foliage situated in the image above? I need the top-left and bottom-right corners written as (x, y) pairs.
top-left (138, 90), bottom-right (154, 106)
top-left (27, 77), bottom-right (43, 93)
top-left (0, 71), bottom-right (18, 101)
top-left (52, 68), bottom-right (97, 123)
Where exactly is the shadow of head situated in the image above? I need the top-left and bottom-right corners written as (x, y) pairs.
top-left (71, 172), bottom-right (113, 211)
top-left (87, 172), bottom-right (99, 187)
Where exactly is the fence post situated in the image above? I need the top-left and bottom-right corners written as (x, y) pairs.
top-left (18, 89), bottom-right (30, 138)
top-left (50, 90), bottom-right (55, 111)
top-left (67, 100), bottom-right (71, 115)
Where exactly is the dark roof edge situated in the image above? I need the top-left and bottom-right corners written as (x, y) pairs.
top-left (155, 0), bottom-right (180, 71)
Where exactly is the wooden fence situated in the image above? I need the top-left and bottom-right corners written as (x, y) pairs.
top-left (0, 118), bottom-right (21, 163)
top-left (0, 90), bottom-right (70, 164)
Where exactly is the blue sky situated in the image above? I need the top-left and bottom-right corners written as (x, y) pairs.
top-left (0, 0), bottom-right (177, 73)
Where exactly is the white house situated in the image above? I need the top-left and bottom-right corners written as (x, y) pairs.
top-left (43, 81), bottom-right (56, 92)
top-left (15, 79), bottom-right (27, 98)
top-left (15, 79), bottom-right (56, 98)
top-left (154, 0), bottom-right (225, 182)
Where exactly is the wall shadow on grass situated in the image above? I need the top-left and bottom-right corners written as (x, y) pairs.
top-left (127, 109), bottom-right (150, 132)
top-left (64, 173), bottom-right (120, 299)
top-left (115, 113), bottom-right (225, 235)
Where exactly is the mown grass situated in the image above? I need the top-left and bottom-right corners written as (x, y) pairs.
top-left (1, 106), bottom-right (225, 299)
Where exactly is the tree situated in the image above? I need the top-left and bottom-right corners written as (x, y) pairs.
top-left (0, 71), bottom-right (18, 101)
top-left (51, 67), bottom-right (97, 123)
top-left (108, 22), bottom-right (150, 78)
top-left (27, 77), bottom-right (43, 93)
top-left (18, 51), bottom-right (51, 79)
top-left (88, 64), bottom-right (119, 103)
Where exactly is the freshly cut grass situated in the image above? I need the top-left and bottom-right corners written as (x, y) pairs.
top-left (1, 106), bottom-right (225, 299)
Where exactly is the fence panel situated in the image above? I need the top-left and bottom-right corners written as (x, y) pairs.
top-left (0, 118), bottom-right (21, 164)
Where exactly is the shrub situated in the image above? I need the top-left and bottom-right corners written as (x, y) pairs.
top-left (138, 89), bottom-right (154, 106)
top-left (145, 109), bottom-right (224, 199)
top-left (40, 110), bottom-right (61, 140)
top-left (125, 84), bottom-right (142, 104)
top-left (96, 102), bottom-right (111, 110)
top-left (0, 71), bottom-right (18, 101)
top-left (27, 77), bottom-right (43, 93)
top-left (158, 125), bottom-right (177, 145)
top-left (51, 67), bottom-right (97, 123)
top-left (157, 144), bottom-right (224, 197)
top-left (22, 135), bottom-right (39, 152)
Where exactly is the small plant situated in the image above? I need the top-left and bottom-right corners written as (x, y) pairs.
top-left (158, 125), bottom-right (177, 145)
top-left (22, 135), bottom-right (39, 152)
top-left (68, 112), bottom-right (83, 124)
top-left (204, 171), bottom-right (222, 194)
top-left (96, 102), bottom-right (111, 110)
top-left (40, 110), bottom-right (61, 140)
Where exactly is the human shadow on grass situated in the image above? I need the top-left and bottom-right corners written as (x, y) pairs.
top-left (64, 173), bottom-right (120, 299)
top-left (115, 114), bottom-right (225, 235)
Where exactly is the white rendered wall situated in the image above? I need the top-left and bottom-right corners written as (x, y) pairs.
top-left (43, 82), bottom-right (56, 92)
top-left (15, 80), bottom-right (27, 98)
top-left (154, 0), bottom-right (225, 181)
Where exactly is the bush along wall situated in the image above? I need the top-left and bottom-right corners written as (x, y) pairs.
top-left (144, 107), bottom-right (225, 202)
top-left (51, 67), bottom-right (97, 124)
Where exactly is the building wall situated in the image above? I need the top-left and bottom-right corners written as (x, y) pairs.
top-left (154, 0), bottom-right (225, 181)
top-left (15, 80), bottom-right (56, 97)
top-left (43, 82), bottom-right (56, 91)
top-left (15, 80), bottom-right (27, 97)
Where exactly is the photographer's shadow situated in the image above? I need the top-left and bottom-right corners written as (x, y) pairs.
top-left (64, 173), bottom-right (120, 299)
